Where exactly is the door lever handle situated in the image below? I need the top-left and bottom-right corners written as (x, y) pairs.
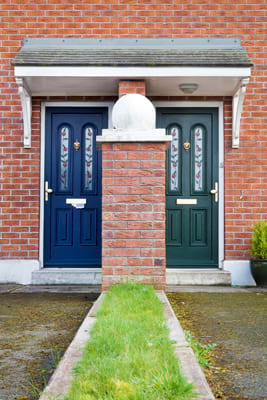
top-left (210, 182), bottom-right (218, 203)
top-left (45, 181), bottom-right (53, 202)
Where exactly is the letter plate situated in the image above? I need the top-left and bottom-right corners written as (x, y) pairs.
top-left (176, 199), bottom-right (197, 205)
top-left (66, 198), bottom-right (87, 209)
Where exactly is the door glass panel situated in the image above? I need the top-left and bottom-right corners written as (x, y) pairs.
top-left (167, 124), bottom-right (181, 193)
top-left (192, 125), bottom-right (206, 193)
top-left (84, 126), bottom-right (94, 191)
top-left (59, 125), bottom-right (70, 192)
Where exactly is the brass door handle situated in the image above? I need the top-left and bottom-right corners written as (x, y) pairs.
top-left (210, 182), bottom-right (218, 203)
top-left (45, 181), bottom-right (53, 201)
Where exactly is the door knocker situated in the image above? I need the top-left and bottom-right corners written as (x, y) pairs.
top-left (183, 140), bottom-right (191, 151)
top-left (73, 139), bottom-right (80, 151)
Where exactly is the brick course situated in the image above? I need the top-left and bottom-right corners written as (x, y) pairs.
top-left (0, 0), bottom-right (266, 263)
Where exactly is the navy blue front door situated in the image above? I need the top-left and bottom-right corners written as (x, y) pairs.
top-left (44, 107), bottom-right (108, 267)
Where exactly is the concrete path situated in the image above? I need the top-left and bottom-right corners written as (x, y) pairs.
top-left (167, 290), bottom-right (267, 399)
top-left (25, 286), bottom-right (214, 399)
top-left (167, 285), bottom-right (267, 293)
top-left (1, 284), bottom-right (266, 294)
top-left (1, 284), bottom-right (265, 399)
top-left (0, 284), bottom-right (101, 293)
top-left (0, 291), bottom-right (96, 400)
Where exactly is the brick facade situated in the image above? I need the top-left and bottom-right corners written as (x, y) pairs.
top-left (0, 1), bottom-right (266, 273)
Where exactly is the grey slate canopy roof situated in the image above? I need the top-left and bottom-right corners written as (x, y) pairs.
top-left (12, 38), bottom-right (253, 68)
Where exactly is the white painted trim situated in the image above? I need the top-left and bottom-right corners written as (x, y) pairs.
top-left (15, 77), bottom-right (32, 148)
top-left (98, 129), bottom-right (170, 143)
top-left (154, 101), bottom-right (223, 108)
top-left (224, 260), bottom-right (255, 286)
top-left (39, 101), bottom-right (114, 270)
top-left (39, 100), bottom-right (224, 273)
top-left (39, 102), bottom-right (46, 268)
top-left (0, 260), bottom-right (39, 284)
top-left (15, 66), bottom-right (251, 78)
top-left (218, 103), bottom-right (224, 269)
top-left (154, 101), bottom-right (224, 269)
top-left (42, 101), bottom-right (114, 128)
top-left (232, 77), bottom-right (250, 148)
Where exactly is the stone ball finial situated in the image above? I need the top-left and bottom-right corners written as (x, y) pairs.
top-left (112, 93), bottom-right (156, 130)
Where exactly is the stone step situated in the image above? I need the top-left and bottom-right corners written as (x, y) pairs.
top-left (32, 268), bottom-right (231, 286)
top-left (31, 268), bottom-right (102, 285)
top-left (166, 269), bottom-right (232, 286)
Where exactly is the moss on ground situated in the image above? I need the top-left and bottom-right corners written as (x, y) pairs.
top-left (0, 292), bottom-right (97, 400)
top-left (167, 292), bottom-right (267, 400)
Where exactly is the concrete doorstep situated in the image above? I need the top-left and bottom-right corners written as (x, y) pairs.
top-left (39, 290), bottom-right (214, 400)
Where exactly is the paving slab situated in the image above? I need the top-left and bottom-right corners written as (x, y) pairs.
top-left (0, 284), bottom-right (22, 293)
top-left (13, 284), bottom-right (101, 293)
top-left (1, 284), bottom-right (265, 294)
top-left (166, 285), bottom-right (267, 293)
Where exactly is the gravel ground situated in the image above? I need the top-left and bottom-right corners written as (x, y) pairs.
top-left (0, 292), bottom-right (98, 400)
top-left (167, 291), bottom-right (267, 400)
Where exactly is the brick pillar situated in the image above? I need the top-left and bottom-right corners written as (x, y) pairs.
top-left (97, 91), bottom-right (171, 291)
top-left (97, 134), bottom-right (171, 291)
top-left (118, 80), bottom-right (146, 97)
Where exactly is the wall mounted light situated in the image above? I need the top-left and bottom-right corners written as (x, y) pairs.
top-left (179, 83), bottom-right (199, 94)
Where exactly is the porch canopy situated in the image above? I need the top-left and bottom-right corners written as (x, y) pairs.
top-left (12, 37), bottom-right (253, 148)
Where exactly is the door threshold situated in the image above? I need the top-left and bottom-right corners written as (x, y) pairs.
top-left (166, 268), bottom-right (231, 286)
top-left (167, 267), bottom-right (219, 270)
top-left (43, 266), bottom-right (101, 269)
top-left (32, 268), bottom-right (102, 285)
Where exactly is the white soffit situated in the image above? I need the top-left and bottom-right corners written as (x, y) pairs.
top-left (14, 66), bottom-right (251, 97)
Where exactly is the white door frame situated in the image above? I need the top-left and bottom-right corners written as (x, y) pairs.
top-left (153, 101), bottom-right (224, 269)
top-left (39, 100), bottom-right (224, 270)
top-left (39, 101), bottom-right (114, 269)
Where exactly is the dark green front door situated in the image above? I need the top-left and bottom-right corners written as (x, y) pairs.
top-left (157, 108), bottom-right (218, 268)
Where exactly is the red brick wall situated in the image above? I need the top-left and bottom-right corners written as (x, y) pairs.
top-left (0, 0), bottom-right (266, 261)
top-left (101, 142), bottom-right (167, 290)
top-left (119, 80), bottom-right (146, 97)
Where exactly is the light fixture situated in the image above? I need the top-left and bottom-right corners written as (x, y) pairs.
top-left (179, 83), bottom-right (199, 94)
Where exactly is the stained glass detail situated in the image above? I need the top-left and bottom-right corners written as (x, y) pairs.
top-left (84, 126), bottom-right (94, 191)
top-left (194, 126), bottom-right (204, 192)
top-left (168, 125), bottom-right (180, 192)
top-left (59, 126), bottom-right (70, 191)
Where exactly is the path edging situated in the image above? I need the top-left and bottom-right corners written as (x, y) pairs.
top-left (39, 289), bottom-right (214, 400)
top-left (157, 291), bottom-right (215, 400)
top-left (38, 292), bottom-right (106, 400)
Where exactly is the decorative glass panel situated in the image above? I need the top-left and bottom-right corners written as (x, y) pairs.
top-left (168, 125), bottom-right (180, 192)
top-left (84, 126), bottom-right (94, 191)
top-left (194, 126), bottom-right (204, 192)
top-left (59, 126), bottom-right (70, 191)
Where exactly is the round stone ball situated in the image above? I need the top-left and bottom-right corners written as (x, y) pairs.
top-left (112, 93), bottom-right (156, 130)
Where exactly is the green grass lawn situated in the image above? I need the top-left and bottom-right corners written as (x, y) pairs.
top-left (65, 283), bottom-right (195, 400)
